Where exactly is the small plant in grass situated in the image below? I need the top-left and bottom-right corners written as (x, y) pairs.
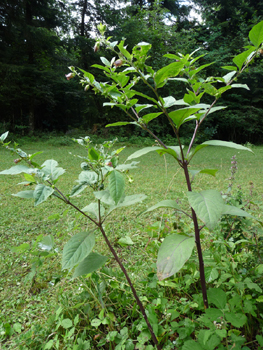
top-left (1, 21), bottom-right (263, 349)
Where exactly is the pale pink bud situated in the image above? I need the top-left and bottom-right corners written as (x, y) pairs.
top-left (65, 73), bottom-right (75, 80)
top-left (94, 42), bottom-right (100, 53)
top-left (14, 158), bottom-right (21, 164)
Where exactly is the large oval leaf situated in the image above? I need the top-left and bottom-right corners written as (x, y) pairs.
top-left (127, 146), bottom-right (163, 161)
top-left (201, 140), bottom-right (253, 153)
top-left (142, 200), bottom-right (182, 214)
top-left (33, 184), bottom-right (54, 206)
top-left (62, 231), bottom-right (95, 270)
top-left (249, 20), bottom-right (263, 48)
top-left (157, 234), bottom-right (195, 280)
top-left (72, 252), bottom-right (108, 278)
top-left (108, 170), bottom-right (125, 205)
top-left (187, 190), bottom-right (224, 231)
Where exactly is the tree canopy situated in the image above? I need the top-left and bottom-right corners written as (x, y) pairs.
top-left (1, 0), bottom-right (263, 143)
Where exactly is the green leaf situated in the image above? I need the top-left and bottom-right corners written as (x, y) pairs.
top-left (78, 68), bottom-right (95, 83)
top-left (222, 205), bottom-right (255, 219)
top-left (92, 64), bottom-right (111, 73)
top-left (205, 267), bottom-right (219, 283)
top-left (38, 235), bottom-right (54, 251)
top-left (231, 83), bottom-right (250, 90)
top-left (10, 243), bottom-right (30, 253)
top-left (142, 112), bottom-right (162, 124)
top-left (205, 308), bottom-right (224, 321)
top-left (256, 335), bottom-right (263, 346)
top-left (93, 190), bottom-right (115, 206)
top-left (157, 234), bottom-right (195, 280)
top-left (201, 140), bottom-right (253, 153)
top-left (249, 21), bottom-right (263, 48)
top-left (222, 65), bottom-right (237, 71)
top-left (182, 340), bottom-right (203, 350)
top-left (62, 231), bottom-right (95, 270)
top-left (189, 169), bottom-right (218, 180)
top-left (233, 47), bottom-right (255, 70)
top-left (13, 323), bottom-right (22, 333)
top-left (108, 170), bottom-right (125, 205)
top-left (127, 146), bottom-right (163, 160)
top-left (116, 161), bottom-right (140, 171)
top-left (142, 200), bottom-right (182, 214)
top-left (12, 190), bottom-right (34, 199)
top-left (188, 190), bottom-right (224, 230)
top-left (225, 312), bottom-right (247, 328)
top-left (1, 131), bottom-right (9, 142)
top-left (106, 122), bottom-right (131, 127)
top-left (154, 62), bottom-right (184, 88)
top-left (41, 159), bottom-right (65, 181)
top-left (70, 183), bottom-right (88, 197)
top-left (168, 107), bottom-right (201, 128)
top-left (118, 40), bottom-right (131, 60)
top-left (82, 202), bottom-right (105, 220)
top-left (72, 252), bottom-right (107, 278)
top-left (207, 288), bottom-right (226, 309)
top-left (161, 96), bottom-right (180, 108)
top-left (222, 71), bottom-right (236, 83)
top-left (61, 318), bottom-right (73, 329)
top-left (100, 57), bottom-right (111, 67)
top-left (135, 104), bottom-right (153, 114)
top-left (33, 184), bottom-right (54, 206)
top-left (0, 165), bottom-right (31, 175)
top-left (155, 146), bottom-right (182, 160)
top-left (188, 63), bottom-right (213, 77)
top-left (24, 173), bottom-right (36, 183)
top-left (110, 194), bottom-right (147, 210)
top-left (118, 236), bottom-right (134, 246)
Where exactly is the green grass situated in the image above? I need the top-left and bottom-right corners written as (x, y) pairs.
top-left (0, 139), bottom-right (262, 349)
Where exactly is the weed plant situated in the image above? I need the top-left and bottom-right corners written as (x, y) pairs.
top-left (1, 21), bottom-right (263, 350)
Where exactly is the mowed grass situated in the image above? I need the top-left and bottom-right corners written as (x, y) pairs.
top-left (0, 139), bottom-right (263, 346)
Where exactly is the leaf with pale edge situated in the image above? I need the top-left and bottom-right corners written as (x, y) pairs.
top-left (108, 170), bottom-right (125, 205)
top-left (127, 146), bottom-right (163, 161)
top-left (12, 190), bottom-right (34, 199)
top-left (33, 184), bottom-right (54, 206)
top-left (249, 20), bottom-right (263, 48)
top-left (0, 131), bottom-right (9, 142)
top-left (72, 252), bottom-right (107, 278)
top-left (82, 202), bottom-right (105, 220)
top-left (0, 165), bottom-right (31, 175)
top-left (187, 190), bottom-right (224, 231)
top-left (201, 140), bottom-right (253, 153)
top-left (62, 231), bottom-right (95, 270)
top-left (157, 234), bottom-right (195, 280)
top-left (142, 200), bottom-right (182, 214)
top-left (107, 194), bottom-right (147, 214)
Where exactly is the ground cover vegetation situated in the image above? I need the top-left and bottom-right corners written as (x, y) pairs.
top-left (1, 0), bottom-right (263, 143)
top-left (1, 20), bottom-right (263, 350)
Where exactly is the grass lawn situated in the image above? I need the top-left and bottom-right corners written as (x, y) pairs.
top-left (0, 138), bottom-right (263, 349)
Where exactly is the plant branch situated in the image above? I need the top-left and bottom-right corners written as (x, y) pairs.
top-left (98, 224), bottom-right (161, 350)
top-left (182, 161), bottom-right (208, 309)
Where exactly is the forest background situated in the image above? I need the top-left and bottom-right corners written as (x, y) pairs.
top-left (1, 0), bottom-right (263, 144)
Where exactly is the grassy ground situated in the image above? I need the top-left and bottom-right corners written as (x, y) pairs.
top-left (0, 138), bottom-right (262, 349)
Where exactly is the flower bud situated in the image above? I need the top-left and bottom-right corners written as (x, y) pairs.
top-left (94, 42), bottom-right (100, 53)
top-left (14, 158), bottom-right (21, 164)
top-left (84, 85), bottom-right (89, 91)
top-left (114, 59), bottom-right (123, 68)
top-left (65, 73), bottom-right (75, 80)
